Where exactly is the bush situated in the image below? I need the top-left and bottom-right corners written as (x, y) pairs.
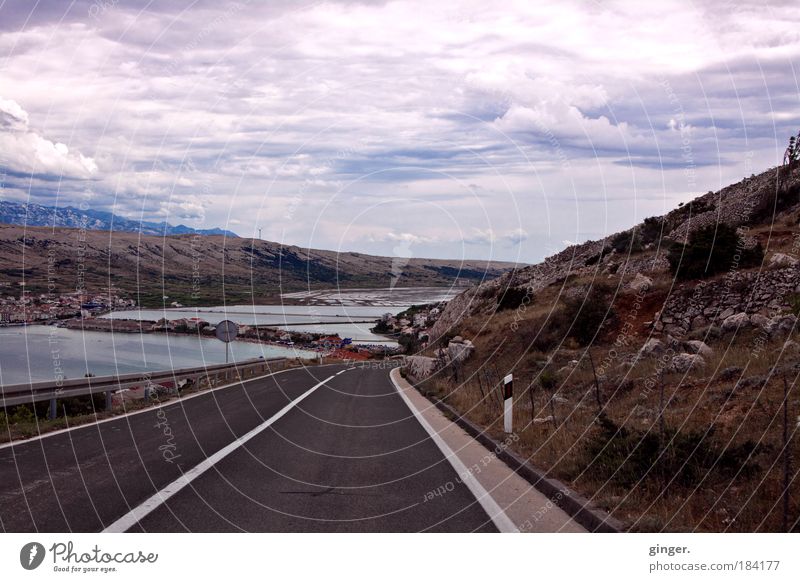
top-left (789, 293), bottom-right (800, 317)
top-left (668, 224), bottom-right (763, 281)
top-left (539, 369), bottom-right (559, 392)
top-left (640, 216), bottom-right (665, 246)
top-left (561, 285), bottom-right (614, 346)
top-left (585, 415), bottom-right (760, 489)
top-left (610, 229), bottom-right (642, 254)
top-left (9, 405), bottom-right (35, 425)
top-left (496, 286), bottom-right (532, 312)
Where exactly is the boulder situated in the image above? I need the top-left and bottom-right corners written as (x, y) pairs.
top-left (685, 340), bottom-right (713, 358)
top-left (447, 339), bottom-right (474, 364)
top-left (672, 353), bottom-right (706, 373)
top-left (769, 252), bottom-right (798, 268)
top-left (628, 273), bottom-right (653, 292)
top-left (404, 356), bottom-right (440, 382)
top-left (783, 340), bottom-right (800, 353)
top-left (639, 338), bottom-right (665, 356)
top-left (749, 313), bottom-right (769, 328)
top-left (719, 366), bottom-right (743, 381)
top-left (766, 314), bottom-right (797, 337)
top-left (721, 312), bottom-right (750, 332)
top-left (690, 315), bottom-right (708, 330)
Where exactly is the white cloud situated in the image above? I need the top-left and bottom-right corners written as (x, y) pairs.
top-left (0, 97), bottom-right (97, 179)
top-left (0, 1), bottom-right (797, 261)
top-left (505, 228), bottom-right (529, 245)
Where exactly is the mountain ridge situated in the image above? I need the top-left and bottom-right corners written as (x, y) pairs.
top-left (0, 223), bottom-right (519, 307)
top-left (0, 200), bottom-right (239, 238)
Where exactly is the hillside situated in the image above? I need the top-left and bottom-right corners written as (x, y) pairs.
top-left (405, 163), bottom-right (800, 533)
top-left (0, 200), bottom-right (238, 238)
top-left (0, 225), bottom-right (517, 306)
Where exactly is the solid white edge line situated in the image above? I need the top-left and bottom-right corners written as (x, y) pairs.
top-left (388, 368), bottom-right (518, 533)
top-left (0, 363), bottom-right (345, 450)
top-left (102, 374), bottom-right (336, 533)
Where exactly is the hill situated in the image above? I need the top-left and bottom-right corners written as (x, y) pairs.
top-left (405, 163), bottom-right (800, 533)
top-left (0, 224), bottom-right (518, 306)
top-left (0, 200), bottom-right (238, 238)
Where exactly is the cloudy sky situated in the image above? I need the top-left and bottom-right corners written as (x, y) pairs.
top-left (0, 0), bottom-right (798, 263)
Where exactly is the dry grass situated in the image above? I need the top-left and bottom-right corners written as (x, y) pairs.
top-left (420, 302), bottom-right (800, 532)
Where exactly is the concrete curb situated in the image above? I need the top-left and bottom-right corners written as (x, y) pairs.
top-left (410, 382), bottom-right (625, 533)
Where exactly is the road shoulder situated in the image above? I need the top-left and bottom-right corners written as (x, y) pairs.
top-left (390, 368), bottom-right (586, 533)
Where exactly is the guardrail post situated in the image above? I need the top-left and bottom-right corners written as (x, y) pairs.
top-left (49, 397), bottom-right (57, 420)
top-left (105, 391), bottom-right (113, 412)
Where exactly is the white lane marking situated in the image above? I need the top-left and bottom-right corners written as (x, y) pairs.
top-left (0, 364), bottom-right (345, 450)
top-left (103, 373), bottom-right (337, 533)
top-left (389, 368), bottom-right (519, 533)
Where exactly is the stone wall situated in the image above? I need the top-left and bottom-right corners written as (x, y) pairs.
top-left (655, 265), bottom-right (800, 335)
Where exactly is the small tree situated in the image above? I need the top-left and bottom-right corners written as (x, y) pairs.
top-left (785, 131), bottom-right (800, 166)
top-left (668, 223), bottom-right (763, 281)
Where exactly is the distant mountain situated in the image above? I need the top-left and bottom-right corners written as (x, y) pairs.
top-left (0, 200), bottom-right (238, 238)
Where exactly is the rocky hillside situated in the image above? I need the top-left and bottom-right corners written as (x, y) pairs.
top-left (429, 164), bottom-right (800, 344)
top-left (407, 163), bottom-right (800, 533)
top-left (0, 225), bottom-right (517, 306)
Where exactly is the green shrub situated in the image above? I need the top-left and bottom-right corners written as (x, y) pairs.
top-left (561, 285), bottom-right (614, 346)
top-left (668, 224), bottom-right (763, 281)
top-left (789, 293), bottom-right (800, 317)
top-left (539, 369), bottom-right (559, 392)
top-left (9, 405), bottom-right (35, 425)
top-left (496, 286), bottom-right (532, 312)
top-left (610, 229), bottom-right (642, 254)
top-left (585, 415), bottom-right (760, 489)
top-left (640, 216), bottom-right (665, 246)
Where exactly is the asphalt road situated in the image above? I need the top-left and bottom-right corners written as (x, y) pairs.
top-left (0, 364), bottom-right (497, 532)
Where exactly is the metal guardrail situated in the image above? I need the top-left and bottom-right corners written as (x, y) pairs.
top-left (0, 357), bottom-right (291, 419)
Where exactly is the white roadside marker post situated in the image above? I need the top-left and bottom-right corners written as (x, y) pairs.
top-left (503, 373), bottom-right (513, 434)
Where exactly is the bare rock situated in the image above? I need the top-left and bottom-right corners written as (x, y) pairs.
top-left (685, 340), bottom-right (713, 358)
top-left (672, 353), bottom-right (706, 373)
top-left (404, 356), bottom-right (440, 382)
top-left (719, 366), bottom-right (743, 381)
top-left (767, 314), bottom-right (797, 337)
top-left (628, 273), bottom-right (653, 292)
top-left (721, 312), bottom-right (750, 332)
top-left (749, 313), bottom-right (769, 328)
top-left (769, 252), bottom-right (798, 268)
top-left (447, 339), bottom-right (474, 364)
top-left (639, 338), bottom-right (665, 356)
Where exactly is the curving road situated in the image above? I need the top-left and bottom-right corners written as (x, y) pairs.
top-left (0, 364), bottom-right (502, 532)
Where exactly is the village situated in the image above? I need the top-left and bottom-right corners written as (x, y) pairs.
top-left (0, 288), bottom-right (136, 324)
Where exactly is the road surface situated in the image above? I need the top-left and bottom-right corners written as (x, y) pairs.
top-left (0, 364), bottom-right (508, 532)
